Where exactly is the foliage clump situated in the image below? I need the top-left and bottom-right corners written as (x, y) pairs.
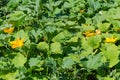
top-left (0, 0), bottom-right (120, 80)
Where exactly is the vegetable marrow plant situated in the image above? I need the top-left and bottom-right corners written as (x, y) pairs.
top-left (0, 0), bottom-right (120, 80)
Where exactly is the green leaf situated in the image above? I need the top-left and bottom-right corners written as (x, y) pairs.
top-left (66, 21), bottom-right (76, 26)
top-left (0, 19), bottom-right (2, 23)
top-left (63, 2), bottom-right (71, 8)
top-left (7, 11), bottom-right (25, 21)
top-left (105, 7), bottom-right (120, 21)
top-left (103, 77), bottom-right (114, 80)
top-left (67, 36), bottom-right (78, 42)
top-left (30, 29), bottom-right (43, 42)
top-left (45, 57), bottom-right (56, 68)
top-left (14, 30), bottom-right (26, 38)
top-left (12, 53), bottom-right (27, 68)
top-left (97, 23), bottom-right (111, 32)
top-left (53, 8), bottom-right (61, 15)
top-left (81, 53), bottom-right (103, 69)
top-left (0, 70), bottom-right (19, 80)
top-left (45, 26), bottom-right (56, 33)
top-left (80, 37), bottom-right (93, 57)
top-left (29, 57), bottom-right (39, 67)
top-left (112, 7), bottom-right (120, 20)
top-left (112, 20), bottom-right (120, 30)
top-left (7, 0), bottom-right (21, 8)
top-left (87, 0), bottom-right (101, 11)
top-left (97, 67), bottom-right (106, 77)
top-left (62, 57), bottom-right (75, 69)
top-left (68, 54), bottom-right (80, 63)
top-left (93, 13), bottom-right (106, 23)
top-left (80, 46), bottom-right (93, 58)
top-left (82, 24), bottom-right (95, 31)
top-left (0, 41), bottom-right (4, 47)
top-left (53, 1), bottom-right (62, 7)
top-left (50, 42), bottom-right (62, 54)
top-left (29, 56), bottom-right (44, 69)
top-left (52, 30), bottom-right (71, 42)
top-left (37, 42), bottom-right (49, 51)
top-left (87, 0), bottom-right (94, 10)
top-left (87, 35), bottom-right (101, 49)
top-left (101, 43), bottom-right (119, 68)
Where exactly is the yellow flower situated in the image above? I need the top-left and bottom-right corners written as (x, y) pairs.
top-left (83, 30), bottom-right (96, 37)
top-left (10, 38), bottom-right (24, 49)
top-left (4, 27), bottom-right (14, 34)
top-left (80, 10), bottom-right (85, 13)
top-left (105, 37), bottom-right (117, 43)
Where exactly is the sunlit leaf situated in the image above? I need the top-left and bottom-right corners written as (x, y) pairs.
top-left (0, 70), bottom-right (19, 80)
top-left (45, 57), bottom-right (56, 68)
top-left (52, 30), bottom-right (71, 42)
top-left (101, 43), bottom-right (119, 68)
top-left (12, 53), bottom-right (27, 68)
top-left (87, 35), bottom-right (101, 49)
top-left (37, 42), bottom-right (49, 51)
top-left (103, 77), bottom-right (114, 80)
top-left (50, 42), bottom-right (62, 54)
top-left (7, 0), bottom-right (21, 8)
top-left (97, 23), bottom-right (111, 32)
top-left (62, 57), bottom-right (75, 69)
top-left (81, 53), bottom-right (103, 69)
top-left (67, 36), bottom-right (78, 42)
top-left (7, 11), bottom-right (25, 21)
top-left (29, 56), bottom-right (44, 68)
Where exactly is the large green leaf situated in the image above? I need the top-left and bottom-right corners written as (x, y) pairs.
top-left (52, 30), bottom-right (71, 42)
top-left (111, 20), bottom-right (120, 31)
top-left (7, 11), bottom-right (25, 21)
top-left (105, 7), bottom-right (120, 21)
top-left (0, 70), bottom-right (19, 80)
top-left (66, 21), bottom-right (76, 26)
top-left (50, 42), bottom-right (62, 54)
top-left (45, 57), bottom-right (56, 68)
top-left (14, 30), bottom-right (27, 38)
top-left (80, 37), bottom-right (93, 57)
top-left (30, 29), bottom-right (43, 42)
top-left (97, 23), bottom-right (111, 32)
top-left (87, 35), bottom-right (101, 49)
top-left (45, 26), bottom-right (57, 33)
top-left (12, 53), bottom-right (27, 68)
top-left (101, 43), bottom-right (119, 68)
top-left (103, 77), bottom-right (114, 80)
top-left (7, 0), bottom-right (21, 8)
top-left (68, 54), bottom-right (80, 63)
top-left (67, 36), bottom-right (78, 42)
top-left (29, 56), bottom-right (44, 71)
top-left (53, 8), bottom-right (61, 15)
top-left (29, 57), bottom-right (44, 67)
top-left (63, 2), bottom-right (71, 8)
top-left (81, 53), bottom-right (103, 69)
top-left (37, 42), bottom-right (49, 51)
top-left (87, 0), bottom-right (101, 11)
top-left (62, 57), bottom-right (75, 69)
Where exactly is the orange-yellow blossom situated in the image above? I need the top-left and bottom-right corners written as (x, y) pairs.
top-left (80, 10), bottom-right (85, 13)
top-left (10, 38), bottom-right (24, 49)
top-left (4, 27), bottom-right (14, 34)
top-left (105, 37), bottom-right (117, 43)
top-left (83, 30), bottom-right (96, 37)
